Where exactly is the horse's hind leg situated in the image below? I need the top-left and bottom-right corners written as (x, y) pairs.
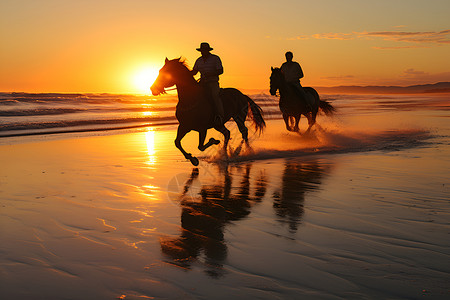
top-left (311, 110), bottom-right (317, 125)
top-left (198, 130), bottom-right (220, 151)
top-left (214, 124), bottom-right (231, 150)
top-left (305, 113), bottom-right (316, 133)
top-left (175, 126), bottom-right (199, 166)
top-left (233, 114), bottom-right (249, 143)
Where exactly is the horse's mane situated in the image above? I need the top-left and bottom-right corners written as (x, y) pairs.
top-left (172, 57), bottom-right (192, 71)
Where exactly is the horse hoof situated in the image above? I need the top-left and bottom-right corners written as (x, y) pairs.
top-left (189, 156), bottom-right (199, 166)
top-left (209, 138), bottom-right (220, 145)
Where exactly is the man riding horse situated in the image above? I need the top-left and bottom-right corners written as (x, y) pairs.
top-left (280, 51), bottom-right (313, 110)
top-left (191, 42), bottom-right (224, 126)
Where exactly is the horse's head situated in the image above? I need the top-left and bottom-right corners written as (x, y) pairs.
top-left (269, 67), bottom-right (283, 96)
top-left (151, 57), bottom-right (189, 96)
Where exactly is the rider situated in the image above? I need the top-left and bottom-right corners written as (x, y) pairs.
top-left (191, 42), bottom-right (224, 125)
top-left (280, 51), bottom-right (313, 110)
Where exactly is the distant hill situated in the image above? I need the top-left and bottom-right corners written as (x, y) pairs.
top-left (316, 82), bottom-right (450, 94)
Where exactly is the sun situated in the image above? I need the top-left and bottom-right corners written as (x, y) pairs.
top-left (132, 67), bottom-right (160, 94)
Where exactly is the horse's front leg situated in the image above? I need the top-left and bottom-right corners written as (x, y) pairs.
top-left (198, 130), bottom-right (220, 151)
top-left (282, 113), bottom-right (292, 131)
top-left (175, 126), bottom-right (199, 166)
top-left (293, 115), bottom-right (301, 132)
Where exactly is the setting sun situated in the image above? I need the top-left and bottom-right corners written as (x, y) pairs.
top-left (132, 67), bottom-right (160, 94)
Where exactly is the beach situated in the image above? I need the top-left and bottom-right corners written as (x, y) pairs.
top-left (1, 93), bottom-right (450, 299)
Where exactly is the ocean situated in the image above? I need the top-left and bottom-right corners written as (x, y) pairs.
top-left (2, 91), bottom-right (448, 140)
top-left (0, 92), bottom-right (281, 138)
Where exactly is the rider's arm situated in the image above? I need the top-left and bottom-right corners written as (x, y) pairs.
top-left (213, 67), bottom-right (224, 76)
top-left (200, 65), bottom-right (223, 77)
top-left (191, 58), bottom-right (200, 76)
top-left (198, 69), bottom-right (223, 79)
top-left (213, 56), bottom-right (224, 77)
top-left (297, 63), bottom-right (304, 79)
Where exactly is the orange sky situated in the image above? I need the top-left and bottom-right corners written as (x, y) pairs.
top-left (1, 0), bottom-right (449, 94)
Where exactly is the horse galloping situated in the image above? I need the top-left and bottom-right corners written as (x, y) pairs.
top-left (269, 67), bottom-right (335, 133)
top-left (151, 58), bottom-right (265, 166)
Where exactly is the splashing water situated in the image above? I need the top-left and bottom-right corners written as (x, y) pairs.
top-left (204, 121), bottom-right (432, 164)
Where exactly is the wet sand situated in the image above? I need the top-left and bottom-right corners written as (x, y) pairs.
top-left (1, 94), bottom-right (450, 299)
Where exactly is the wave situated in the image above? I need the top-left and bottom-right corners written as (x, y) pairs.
top-left (0, 108), bottom-right (86, 116)
top-left (0, 92), bottom-right (281, 137)
top-left (0, 116), bottom-right (179, 136)
top-left (0, 106), bottom-right (184, 117)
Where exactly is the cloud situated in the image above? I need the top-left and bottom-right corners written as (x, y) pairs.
top-left (285, 29), bottom-right (450, 48)
top-left (321, 75), bottom-right (355, 80)
top-left (361, 29), bottom-right (450, 44)
top-left (372, 45), bottom-right (432, 50)
top-left (287, 35), bottom-right (310, 41)
top-left (310, 32), bottom-right (354, 40)
top-left (403, 68), bottom-right (429, 76)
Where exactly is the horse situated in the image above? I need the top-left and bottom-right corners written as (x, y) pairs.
top-left (269, 67), bottom-right (335, 133)
top-left (151, 58), bottom-right (266, 166)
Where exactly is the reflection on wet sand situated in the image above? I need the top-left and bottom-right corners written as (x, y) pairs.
top-left (160, 164), bottom-right (267, 277)
top-left (273, 160), bottom-right (331, 233)
top-left (161, 159), bottom-right (331, 277)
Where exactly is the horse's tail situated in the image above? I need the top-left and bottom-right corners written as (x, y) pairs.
top-left (318, 99), bottom-right (336, 116)
top-left (245, 95), bottom-right (266, 134)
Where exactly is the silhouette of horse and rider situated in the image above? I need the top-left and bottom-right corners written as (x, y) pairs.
top-left (150, 43), bottom-right (335, 165)
top-left (160, 160), bottom-right (330, 276)
top-left (271, 51), bottom-right (335, 133)
top-left (160, 164), bottom-right (267, 277)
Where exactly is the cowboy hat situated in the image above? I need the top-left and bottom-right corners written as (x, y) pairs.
top-left (196, 42), bottom-right (213, 52)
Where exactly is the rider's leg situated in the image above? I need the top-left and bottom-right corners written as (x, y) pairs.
top-left (208, 81), bottom-right (224, 125)
top-left (296, 82), bottom-right (313, 110)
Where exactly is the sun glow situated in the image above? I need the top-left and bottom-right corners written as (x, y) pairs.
top-left (132, 67), bottom-right (160, 95)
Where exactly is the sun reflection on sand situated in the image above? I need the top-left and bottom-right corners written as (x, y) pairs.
top-left (145, 129), bottom-right (156, 165)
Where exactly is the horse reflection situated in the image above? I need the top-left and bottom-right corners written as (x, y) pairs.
top-left (160, 164), bottom-right (267, 277)
top-left (273, 160), bottom-right (330, 233)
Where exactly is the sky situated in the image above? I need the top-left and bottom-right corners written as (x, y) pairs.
top-left (1, 0), bottom-right (449, 94)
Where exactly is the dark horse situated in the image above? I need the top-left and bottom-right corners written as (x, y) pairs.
top-left (151, 58), bottom-right (265, 166)
top-left (270, 67), bottom-right (335, 133)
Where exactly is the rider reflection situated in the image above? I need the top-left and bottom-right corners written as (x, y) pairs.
top-left (161, 159), bottom-right (331, 276)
